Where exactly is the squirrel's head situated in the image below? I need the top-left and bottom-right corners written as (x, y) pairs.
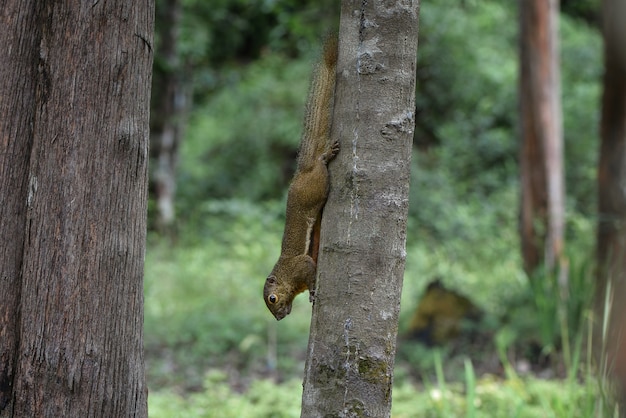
top-left (264, 275), bottom-right (293, 320)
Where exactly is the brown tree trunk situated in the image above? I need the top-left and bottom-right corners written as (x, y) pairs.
top-left (0, 2), bottom-right (153, 416)
top-left (596, 0), bottom-right (626, 400)
top-left (300, 1), bottom-right (419, 416)
top-left (0, 1), bottom-right (40, 411)
top-left (151, 0), bottom-right (188, 231)
top-left (518, 0), bottom-right (565, 277)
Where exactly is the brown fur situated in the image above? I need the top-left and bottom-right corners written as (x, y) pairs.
top-left (264, 36), bottom-right (339, 320)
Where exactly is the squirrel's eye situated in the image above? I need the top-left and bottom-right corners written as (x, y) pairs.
top-left (268, 294), bottom-right (278, 304)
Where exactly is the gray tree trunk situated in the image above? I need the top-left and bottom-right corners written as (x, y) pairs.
top-left (0, 2), bottom-right (153, 416)
top-left (151, 0), bottom-right (188, 232)
top-left (300, 1), bottom-right (419, 417)
top-left (518, 0), bottom-right (565, 278)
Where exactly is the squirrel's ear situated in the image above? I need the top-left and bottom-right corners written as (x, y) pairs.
top-left (267, 275), bottom-right (277, 285)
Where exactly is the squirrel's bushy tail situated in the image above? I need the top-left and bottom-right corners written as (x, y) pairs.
top-left (297, 35), bottom-right (338, 170)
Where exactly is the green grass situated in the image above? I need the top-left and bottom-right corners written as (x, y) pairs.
top-left (147, 369), bottom-right (605, 418)
top-left (148, 371), bottom-right (303, 418)
top-left (143, 199), bottom-right (611, 417)
top-left (144, 200), bottom-right (314, 391)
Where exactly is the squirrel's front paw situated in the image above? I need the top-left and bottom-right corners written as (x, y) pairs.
top-left (329, 139), bottom-right (340, 159)
top-left (309, 289), bottom-right (316, 303)
top-left (322, 139), bottom-right (340, 163)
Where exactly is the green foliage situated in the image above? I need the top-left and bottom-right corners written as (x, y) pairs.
top-left (171, 0), bottom-right (602, 223)
top-left (145, 0), bottom-right (608, 414)
top-left (402, 0), bottom-right (602, 334)
top-left (413, 0), bottom-right (518, 183)
top-left (148, 368), bottom-right (605, 418)
top-left (177, 54), bottom-right (311, 210)
top-left (411, 0), bottom-right (601, 222)
top-left (179, 0), bottom-right (338, 65)
top-left (144, 200), bottom-right (313, 390)
top-left (405, 178), bottom-right (525, 316)
top-left (144, 203), bottom-right (604, 414)
top-left (529, 261), bottom-right (593, 349)
top-left (391, 347), bottom-right (609, 418)
top-left (495, 246), bottom-right (595, 371)
top-left (149, 371), bottom-right (303, 418)
top-left (394, 376), bottom-right (602, 418)
top-left (153, 0), bottom-right (338, 96)
top-left (560, 15), bottom-right (602, 214)
top-left (561, 0), bottom-right (601, 25)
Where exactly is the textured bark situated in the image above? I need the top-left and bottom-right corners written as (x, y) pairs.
top-left (518, 0), bottom-right (565, 277)
top-left (0, 2), bottom-right (153, 416)
top-left (596, 0), bottom-right (626, 398)
top-left (300, 1), bottom-right (419, 417)
top-left (0, 1), bottom-right (40, 412)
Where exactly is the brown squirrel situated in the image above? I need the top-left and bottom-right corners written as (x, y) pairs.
top-left (264, 36), bottom-right (339, 320)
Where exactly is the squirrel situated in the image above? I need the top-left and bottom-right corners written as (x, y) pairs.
top-left (264, 36), bottom-right (339, 320)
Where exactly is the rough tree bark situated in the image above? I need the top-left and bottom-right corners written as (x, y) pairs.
top-left (300, 1), bottom-right (419, 417)
top-left (595, 0), bottom-right (626, 398)
top-left (0, 2), bottom-right (154, 416)
top-left (0, 1), bottom-right (40, 412)
top-left (518, 0), bottom-right (565, 277)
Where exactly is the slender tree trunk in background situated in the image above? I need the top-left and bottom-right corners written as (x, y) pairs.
top-left (0, 2), bottom-right (154, 416)
top-left (300, 1), bottom-right (419, 416)
top-left (151, 0), bottom-right (188, 231)
top-left (596, 0), bottom-right (626, 399)
top-left (518, 0), bottom-right (565, 278)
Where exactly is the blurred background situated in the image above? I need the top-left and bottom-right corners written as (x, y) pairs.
top-left (145, 0), bottom-right (613, 416)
